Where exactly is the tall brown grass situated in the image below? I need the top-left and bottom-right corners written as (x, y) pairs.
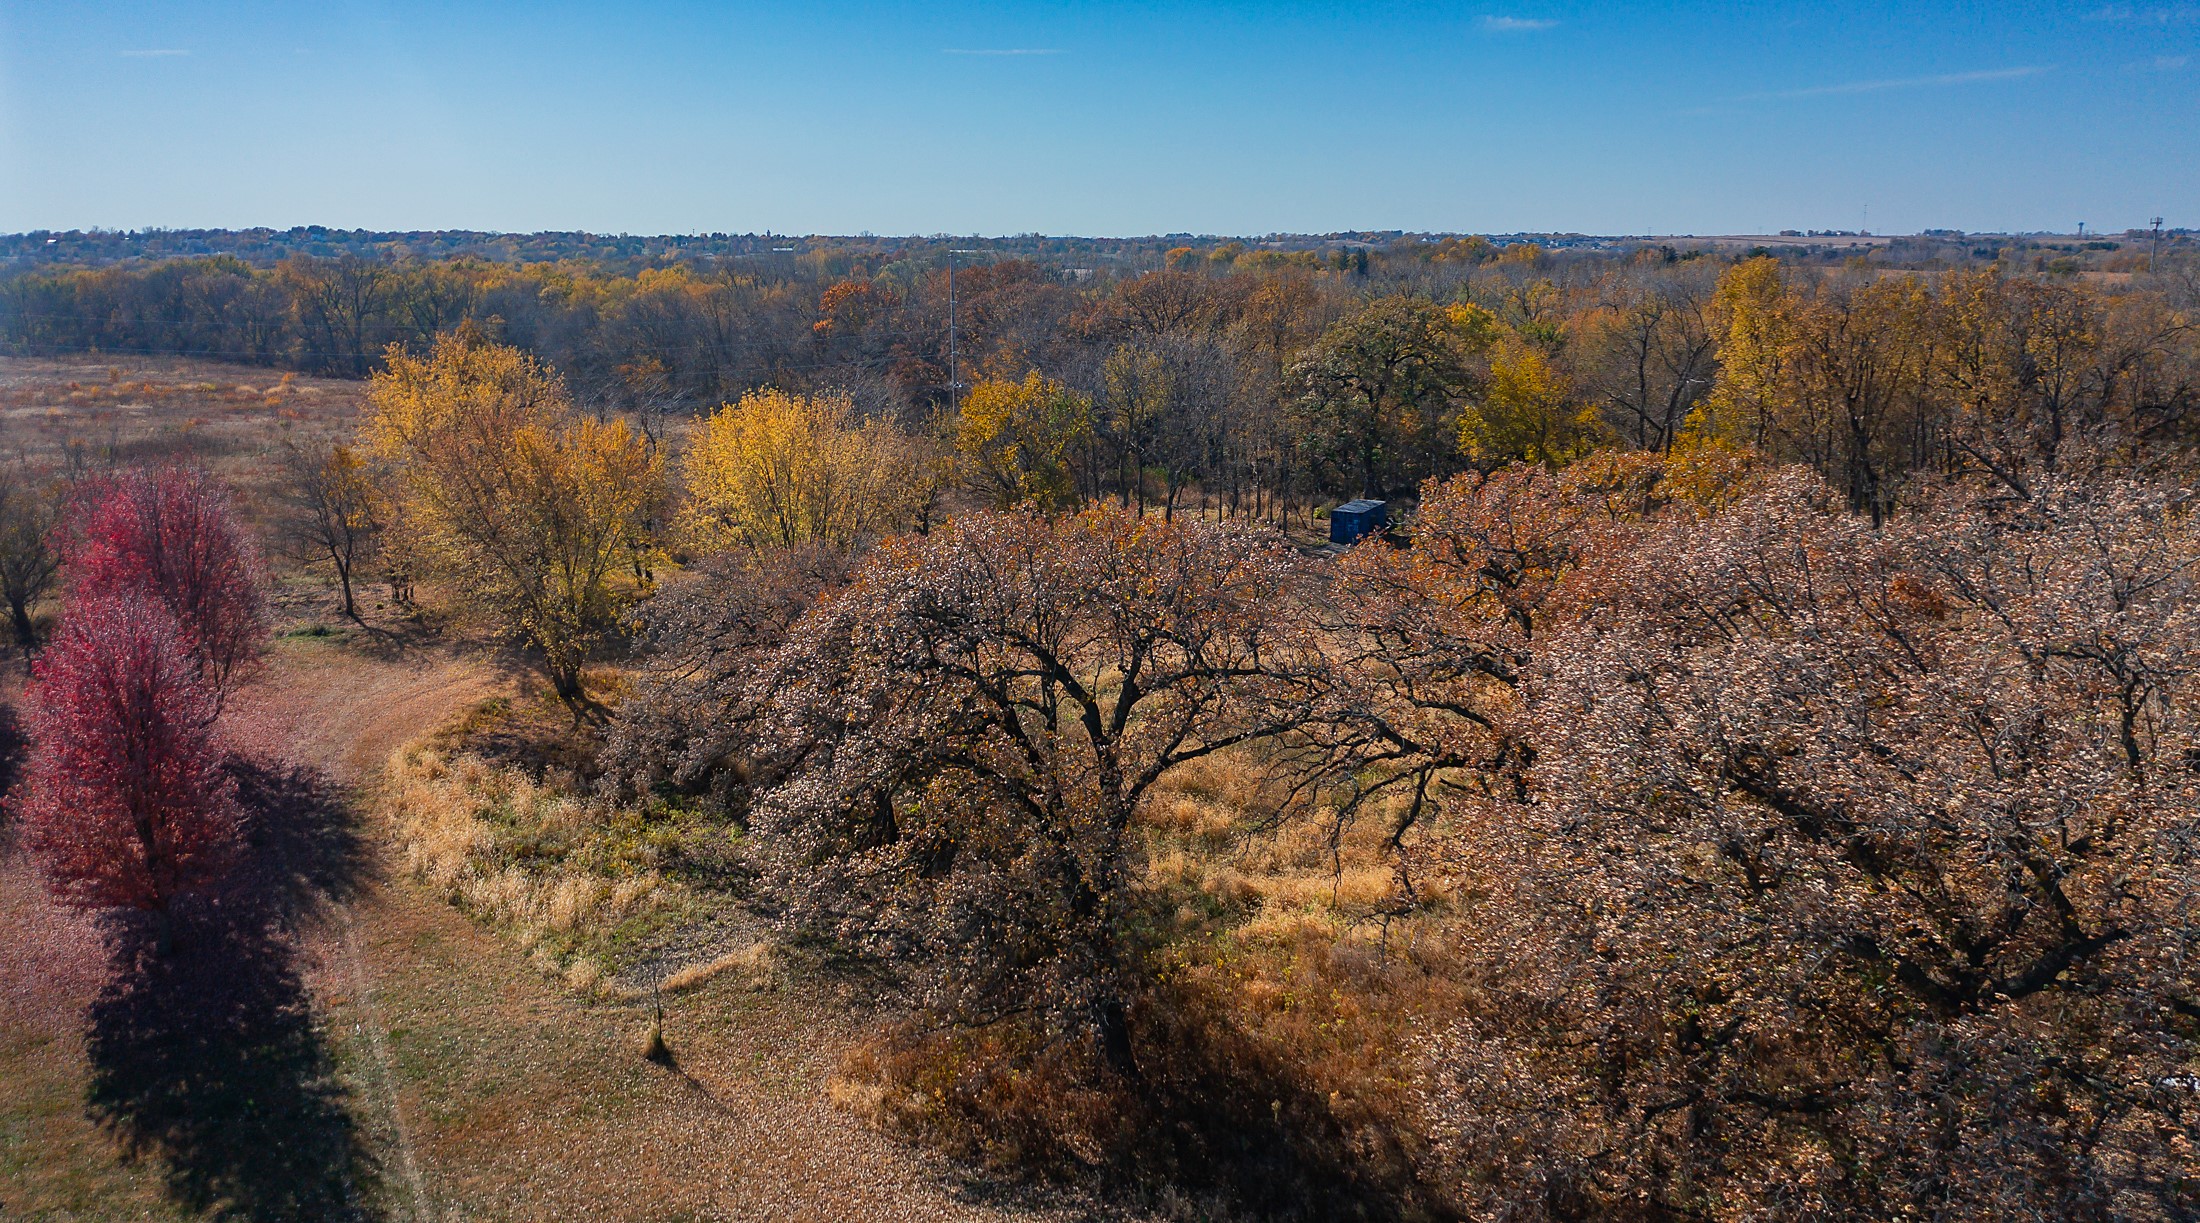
top-left (384, 740), bottom-right (682, 994)
top-left (830, 746), bottom-right (1466, 1220)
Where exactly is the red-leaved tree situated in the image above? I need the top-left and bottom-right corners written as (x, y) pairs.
top-left (16, 591), bottom-right (241, 912)
top-left (66, 467), bottom-right (266, 703)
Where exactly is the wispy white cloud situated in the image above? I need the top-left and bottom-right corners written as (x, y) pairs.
top-left (1482, 16), bottom-right (1558, 32)
top-left (943, 47), bottom-right (1061, 56)
top-left (2086, 5), bottom-right (2199, 22)
top-left (1746, 65), bottom-right (2049, 100)
top-left (2146, 54), bottom-right (2190, 69)
top-left (119, 48), bottom-right (190, 58)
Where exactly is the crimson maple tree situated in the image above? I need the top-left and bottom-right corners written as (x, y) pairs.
top-left (16, 591), bottom-right (240, 912)
top-left (66, 467), bottom-right (266, 702)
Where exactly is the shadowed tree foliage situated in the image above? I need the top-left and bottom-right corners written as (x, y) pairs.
top-left (0, 461), bottom-right (65, 656)
top-left (1288, 296), bottom-right (1488, 497)
top-left (598, 544), bottom-right (859, 811)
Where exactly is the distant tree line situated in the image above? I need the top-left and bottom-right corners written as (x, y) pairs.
top-left (4, 237), bottom-right (2196, 520)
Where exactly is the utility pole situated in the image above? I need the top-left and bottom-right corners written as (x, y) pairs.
top-left (2150, 217), bottom-right (2165, 273)
top-left (947, 247), bottom-right (979, 414)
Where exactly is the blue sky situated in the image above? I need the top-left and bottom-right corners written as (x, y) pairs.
top-left (1, 2), bottom-right (2193, 236)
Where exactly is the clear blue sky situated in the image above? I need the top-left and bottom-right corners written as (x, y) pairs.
top-left (1, 1), bottom-right (2193, 236)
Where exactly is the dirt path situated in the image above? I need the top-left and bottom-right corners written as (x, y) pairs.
top-left (223, 635), bottom-right (1118, 1223)
top-left (337, 910), bottom-right (431, 1223)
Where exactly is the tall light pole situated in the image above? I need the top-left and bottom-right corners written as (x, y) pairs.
top-left (947, 248), bottom-right (980, 414)
top-left (2150, 217), bottom-right (2165, 274)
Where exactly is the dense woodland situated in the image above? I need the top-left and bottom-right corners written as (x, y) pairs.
top-left (3, 231), bottom-right (2198, 1220)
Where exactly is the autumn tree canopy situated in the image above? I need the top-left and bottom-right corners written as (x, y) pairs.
top-left (749, 507), bottom-right (1330, 1075)
top-left (1288, 295), bottom-right (1487, 498)
top-left (1409, 466), bottom-right (2200, 1218)
top-left (368, 329), bottom-right (662, 709)
top-left (682, 388), bottom-right (927, 551)
top-left (66, 467), bottom-right (267, 705)
top-left (955, 371), bottom-right (1092, 511)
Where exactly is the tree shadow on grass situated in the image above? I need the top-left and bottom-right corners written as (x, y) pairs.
top-left (0, 700), bottom-right (24, 847)
top-left (863, 981), bottom-right (1448, 1222)
top-left (82, 756), bottom-right (379, 1221)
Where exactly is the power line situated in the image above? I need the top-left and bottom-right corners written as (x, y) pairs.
top-left (946, 249), bottom-right (980, 415)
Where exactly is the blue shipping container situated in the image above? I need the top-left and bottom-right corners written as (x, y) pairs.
top-left (1329, 499), bottom-right (1388, 546)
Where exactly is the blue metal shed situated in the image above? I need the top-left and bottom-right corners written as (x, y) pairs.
top-left (1329, 498), bottom-right (1388, 546)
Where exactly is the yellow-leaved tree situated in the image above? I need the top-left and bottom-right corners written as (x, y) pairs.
top-left (1460, 335), bottom-right (1607, 468)
top-left (682, 388), bottom-right (929, 551)
top-left (1693, 255), bottom-right (1795, 449)
top-left (367, 328), bottom-right (662, 712)
top-left (1693, 256), bottom-right (1935, 522)
top-left (956, 371), bottom-right (1092, 510)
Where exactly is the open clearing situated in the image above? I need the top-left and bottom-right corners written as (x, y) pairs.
top-left (0, 355), bottom-right (1120, 1222)
top-left (4, 629), bottom-right (1119, 1221)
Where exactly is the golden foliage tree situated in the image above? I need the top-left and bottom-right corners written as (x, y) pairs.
top-left (1696, 258), bottom-right (1936, 522)
top-left (1695, 255), bottom-right (1794, 450)
top-left (682, 388), bottom-right (927, 551)
top-left (1460, 334), bottom-right (1608, 468)
top-left (367, 329), bottom-right (661, 710)
top-left (955, 371), bottom-right (1092, 511)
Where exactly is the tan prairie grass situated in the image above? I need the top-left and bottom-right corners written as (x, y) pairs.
top-left (660, 940), bottom-right (780, 995)
top-left (1136, 747), bottom-right (1442, 934)
top-left (385, 740), bottom-right (672, 993)
top-left (1027, 747), bottom-right (1467, 1202)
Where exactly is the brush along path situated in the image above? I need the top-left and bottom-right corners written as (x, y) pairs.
top-left (231, 632), bottom-right (1117, 1222)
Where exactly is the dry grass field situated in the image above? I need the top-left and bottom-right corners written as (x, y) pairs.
top-left (0, 357), bottom-right (362, 536)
